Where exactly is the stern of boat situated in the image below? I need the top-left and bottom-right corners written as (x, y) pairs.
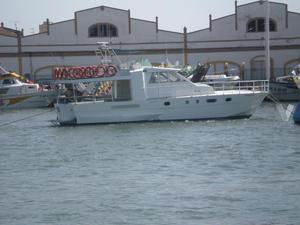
top-left (55, 103), bottom-right (77, 125)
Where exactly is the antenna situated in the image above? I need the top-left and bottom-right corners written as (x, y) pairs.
top-left (10, 20), bottom-right (20, 30)
top-left (96, 42), bottom-right (122, 65)
top-left (30, 27), bottom-right (35, 34)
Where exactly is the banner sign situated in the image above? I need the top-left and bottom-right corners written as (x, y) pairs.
top-left (53, 64), bottom-right (117, 80)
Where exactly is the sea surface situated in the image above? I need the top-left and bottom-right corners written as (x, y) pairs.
top-left (0, 102), bottom-right (300, 225)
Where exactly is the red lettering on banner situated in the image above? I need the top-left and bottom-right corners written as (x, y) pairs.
top-left (54, 68), bottom-right (63, 79)
top-left (107, 65), bottom-right (117, 77)
top-left (53, 64), bottom-right (117, 80)
top-left (97, 65), bottom-right (105, 77)
top-left (85, 67), bottom-right (91, 78)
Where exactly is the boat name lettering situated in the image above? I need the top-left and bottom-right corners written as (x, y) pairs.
top-left (53, 64), bottom-right (117, 80)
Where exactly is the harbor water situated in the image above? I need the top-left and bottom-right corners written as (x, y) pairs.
top-left (0, 102), bottom-right (300, 225)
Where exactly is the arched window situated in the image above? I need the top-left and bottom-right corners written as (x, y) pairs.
top-left (88, 23), bottom-right (118, 38)
top-left (247, 18), bottom-right (276, 32)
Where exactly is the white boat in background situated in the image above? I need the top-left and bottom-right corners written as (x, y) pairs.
top-left (0, 66), bottom-right (55, 109)
top-left (203, 74), bottom-right (240, 82)
top-left (54, 43), bottom-right (268, 125)
top-left (183, 63), bottom-right (240, 83)
top-left (269, 65), bottom-right (300, 101)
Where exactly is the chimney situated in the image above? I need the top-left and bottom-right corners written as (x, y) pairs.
top-left (156, 16), bottom-right (159, 33)
top-left (209, 14), bottom-right (212, 31)
top-left (39, 20), bottom-right (48, 33)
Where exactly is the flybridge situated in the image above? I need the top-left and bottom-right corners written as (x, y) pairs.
top-left (53, 64), bottom-right (118, 80)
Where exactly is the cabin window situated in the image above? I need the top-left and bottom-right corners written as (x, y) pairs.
top-left (247, 18), bottom-right (277, 32)
top-left (2, 78), bottom-right (15, 85)
top-left (88, 23), bottom-right (118, 38)
top-left (149, 71), bottom-right (182, 84)
top-left (112, 80), bottom-right (131, 101)
top-left (158, 72), bottom-right (168, 83)
top-left (149, 73), bottom-right (159, 83)
top-left (225, 98), bottom-right (232, 102)
top-left (206, 99), bottom-right (217, 103)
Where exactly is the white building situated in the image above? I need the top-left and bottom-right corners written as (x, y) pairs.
top-left (0, 1), bottom-right (299, 82)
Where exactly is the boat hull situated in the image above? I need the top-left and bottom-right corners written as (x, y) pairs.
top-left (55, 92), bottom-right (267, 125)
top-left (0, 91), bottom-right (56, 109)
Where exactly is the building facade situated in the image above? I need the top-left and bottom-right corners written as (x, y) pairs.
top-left (0, 1), bottom-right (299, 82)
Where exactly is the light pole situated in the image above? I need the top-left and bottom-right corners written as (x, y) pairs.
top-left (265, 0), bottom-right (270, 81)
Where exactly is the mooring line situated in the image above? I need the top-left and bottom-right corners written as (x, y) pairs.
top-left (0, 108), bottom-right (55, 127)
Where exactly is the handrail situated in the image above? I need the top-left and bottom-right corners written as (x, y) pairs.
top-left (202, 80), bottom-right (269, 94)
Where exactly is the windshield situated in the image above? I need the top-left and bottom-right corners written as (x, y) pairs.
top-left (0, 66), bottom-right (9, 75)
top-left (149, 70), bottom-right (185, 84)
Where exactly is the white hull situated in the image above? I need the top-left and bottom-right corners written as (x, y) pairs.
top-left (0, 91), bottom-right (55, 109)
top-left (56, 91), bottom-right (267, 125)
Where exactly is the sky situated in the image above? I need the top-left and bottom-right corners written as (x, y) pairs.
top-left (1, 0), bottom-right (299, 35)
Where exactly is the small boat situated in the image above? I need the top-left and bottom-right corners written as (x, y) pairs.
top-left (182, 63), bottom-right (240, 83)
top-left (269, 65), bottom-right (300, 101)
top-left (0, 66), bottom-right (56, 109)
top-left (54, 44), bottom-right (268, 125)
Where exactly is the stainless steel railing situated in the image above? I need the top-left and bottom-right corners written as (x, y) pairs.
top-left (202, 80), bottom-right (269, 94)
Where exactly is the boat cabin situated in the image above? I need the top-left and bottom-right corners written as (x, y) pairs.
top-left (0, 74), bottom-right (39, 96)
top-left (55, 66), bottom-right (215, 104)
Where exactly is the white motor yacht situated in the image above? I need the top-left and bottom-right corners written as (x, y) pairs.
top-left (54, 43), bottom-right (268, 125)
top-left (54, 66), bottom-right (268, 125)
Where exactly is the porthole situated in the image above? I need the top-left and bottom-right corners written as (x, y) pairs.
top-left (225, 98), bottom-right (232, 102)
top-left (164, 101), bottom-right (170, 106)
top-left (206, 99), bottom-right (217, 103)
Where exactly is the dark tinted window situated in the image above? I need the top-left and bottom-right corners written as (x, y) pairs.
top-left (2, 78), bottom-right (15, 85)
top-left (257, 19), bottom-right (265, 32)
top-left (247, 20), bottom-right (256, 32)
top-left (88, 24), bottom-right (118, 38)
top-left (247, 18), bottom-right (276, 32)
top-left (206, 99), bottom-right (217, 103)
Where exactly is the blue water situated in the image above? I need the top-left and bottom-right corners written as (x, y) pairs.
top-left (0, 102), bottom-right (300, 225)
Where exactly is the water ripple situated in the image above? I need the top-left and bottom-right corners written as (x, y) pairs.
top-left (1, 103), bottom-right (300, 225)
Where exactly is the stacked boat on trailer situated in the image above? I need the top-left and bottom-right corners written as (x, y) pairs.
top-left (0, 66), bottom-right (55, 109)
